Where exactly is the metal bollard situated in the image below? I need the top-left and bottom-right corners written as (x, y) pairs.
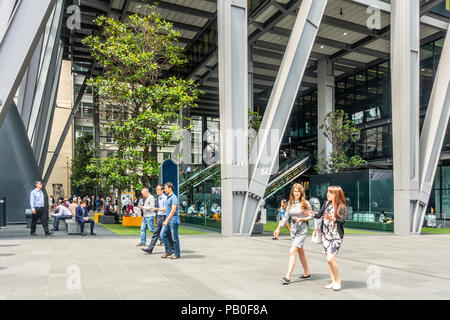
top-left (0, 197), bottom-right (6, 227)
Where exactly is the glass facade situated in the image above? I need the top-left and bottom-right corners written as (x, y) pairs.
top-left (178, 13), bottom-right (450, 231)
top-left (76, 102), bottom-right (93, 118)
top-left (309, 170), bottom-right (394, 231)
top-left (74, 125), bottom-right (93, 139)
top-left (430, 163), bottom-right (450, 221)
top-left (261, 36), bottom-right (450, 228)
top-left (179, 169), bottom-right (222, 231)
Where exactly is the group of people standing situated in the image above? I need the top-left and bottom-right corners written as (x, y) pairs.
top-left (137, 183), bottom-right (182, 259)
top-left (30, 181), bottom-right (96, 236)
top-left (273, 183), bottom-right (348, 291)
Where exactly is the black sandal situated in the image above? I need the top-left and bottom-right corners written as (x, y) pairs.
top-left (281, 277), bottom-right (291, 284)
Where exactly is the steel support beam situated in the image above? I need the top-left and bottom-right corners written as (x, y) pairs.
top-left (240, 0), bottom-right (328, 235)
top-left (391, 0), bottom-right (420, 235)
top-left (33, 1), bottom-right (64, 167)
top-left (28, 3), bottom-right (61, 140)
top-left (412, 25), bottom-right (450, 234)
top-left (344, 0), bottom-right (449, 30)
top-left (18, 35), bottom-right (44, 126)
top-left (43, 72), bottom-right (91, 184)
top-left (317, 59), bottom-right (334, 170)
top-left (218, 0), bottom-right (249, 236)
top-left (0, 0), bottom-right (57, 127)
top-left (0, 0), bottom-right (17, 44)
top-left (420, 0), bottom-right (445, 16)
top-left (38, 42), bottom-right (64, 175)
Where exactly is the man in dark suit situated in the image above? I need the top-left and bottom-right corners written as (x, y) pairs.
top-left (76, 200), bottom-right (96, 236)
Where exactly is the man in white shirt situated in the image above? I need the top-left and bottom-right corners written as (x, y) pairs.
top-left (136, 188), bottom-right (156, 247)
top-left (51, 203), bottom-right (73, 231)
top-left (187, 204), bottom-right (198, 215)
top-left (142, 185), bottom-right (174, 254)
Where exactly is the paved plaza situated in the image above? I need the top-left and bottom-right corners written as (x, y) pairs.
top-left (0, 223), bottom-right (449, 300)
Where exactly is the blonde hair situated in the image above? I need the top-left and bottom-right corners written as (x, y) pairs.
top-left (288, 183), bottom-right (308, 213)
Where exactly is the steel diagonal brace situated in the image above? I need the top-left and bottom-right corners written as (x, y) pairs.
top-left (412, 25), bottom-right (450, 234)
top-left (0, 0), bottom-right (57, 127)
top-left (238, 0), bottom-right (328, 234)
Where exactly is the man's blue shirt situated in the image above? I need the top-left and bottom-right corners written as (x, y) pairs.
top-left (30, 188), bottom-right (45, 210)
top-left (165, 193), bottom-right (179, 224)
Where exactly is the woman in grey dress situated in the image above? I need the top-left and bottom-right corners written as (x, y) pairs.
top-left (274, 183), bottom-right (313, 285)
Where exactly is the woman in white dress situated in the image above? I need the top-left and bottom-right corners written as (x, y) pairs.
top-left (274, 183), bottom-right (313, 285)
top-left (308, 186), bottom-right (348, 291)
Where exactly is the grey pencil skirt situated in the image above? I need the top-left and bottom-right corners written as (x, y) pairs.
top-left (290, 222), bottom-right (308, 248)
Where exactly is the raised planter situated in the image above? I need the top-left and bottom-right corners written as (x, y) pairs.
top-left (345, 220), bottom-right (394, 232)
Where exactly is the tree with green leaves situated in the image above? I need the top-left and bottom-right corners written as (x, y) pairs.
top-left (248, 109), bottom-right (262, 153)
top-left (81, 6), bottom-right (202, 192)
top-left (71, 133), bottom-right (98, 195)
top-left (315, 109), bottom-right (366, 173)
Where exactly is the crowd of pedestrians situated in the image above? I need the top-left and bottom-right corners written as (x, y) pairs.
top-left (32, 178), bottom-right (349, 287)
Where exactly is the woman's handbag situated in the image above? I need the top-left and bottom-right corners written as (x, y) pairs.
top-left (311, 230), bottom-right (322, 244)
top-left (311, 219), bottom-right (322, 244)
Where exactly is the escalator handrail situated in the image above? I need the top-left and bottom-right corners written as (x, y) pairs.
top-left (179, 162), bottom-right (220, 193)
top-left (264, 156), bottom-right (312, 199)
top-left (267, 155), bottom-right (311, 187)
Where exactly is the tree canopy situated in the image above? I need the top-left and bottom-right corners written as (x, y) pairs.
top-left (316, 109), bottom-right (366, 173)
top-left (80, 7), bottom-right (202, 191)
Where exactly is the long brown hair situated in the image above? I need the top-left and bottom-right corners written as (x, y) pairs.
top-left (288, 183), bottom-right (308, 213)
top-left (327, 186), bottom-right (347, 219)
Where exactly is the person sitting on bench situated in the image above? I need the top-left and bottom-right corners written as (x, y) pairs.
top-left (76, 200), bottom-right (96, 236)
top-left (51, 203), bottom-right (73, 231)
top-left (104, 198), bottom-right (120, 223)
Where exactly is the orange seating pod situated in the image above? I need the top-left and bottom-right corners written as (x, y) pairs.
top-left (122, 216), bottom-right (143, 227)
top-left (94, 213), bottom-right (104, 223)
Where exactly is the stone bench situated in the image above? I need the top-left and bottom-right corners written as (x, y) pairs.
top-left (252, 222), bottom-right (264, 234)
top-left (64, 219), bottom-right (81, 235)
top-left (99, 214), bottom-right (115, 224)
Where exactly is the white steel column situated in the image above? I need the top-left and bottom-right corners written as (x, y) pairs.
top-left (413, 25), bottom-right (450, 234)
top-left (239, 0), bottom-right (328, 235)
top-left (0, 0), bottom-right (57, 126)
top-left (391, 0), bottom-right (420, 235)
top-left (317, 59), bottom-right (334, 170)
top-left (218, 0), bottom-right (249, 236)
top-left (0, 0), bottom-right (16, 44)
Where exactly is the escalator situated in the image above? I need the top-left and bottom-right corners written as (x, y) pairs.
top-left (264, 154), bottom-right (312, 199)
top-left (179, 152), bottom-right (312, 198)
top-left (179, 162), bottom-right (220, 195)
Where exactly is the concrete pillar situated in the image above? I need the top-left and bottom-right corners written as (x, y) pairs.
top-left (391, 0), bottom-right (420, 235)
top-left (317, 59), bottom-right (334, 170)
top-left (218, 0), bottom-right (249, 236)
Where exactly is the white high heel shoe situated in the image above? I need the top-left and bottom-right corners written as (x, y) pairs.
top-left (324, 283), bottom-right (334, 289)
top-left (332, 282), bottom-right (341, 291)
